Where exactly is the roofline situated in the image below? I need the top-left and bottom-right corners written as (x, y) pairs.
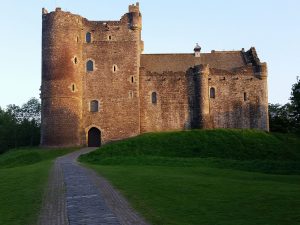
top-left (142, 51), bottom-right (243, 56)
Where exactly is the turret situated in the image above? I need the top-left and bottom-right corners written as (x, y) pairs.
top-left (258, 62), bottom-right (268, 80)
top-left (188, 64), bottom-right (210, 129)
top-left (258, 62), bottom-right (269, 131)
top-left (197, 65), bottom-right (210, 128)
top-left (41, 8), bottom-right (83, 147)
top-left (128, 2), bottom-right (142, 31)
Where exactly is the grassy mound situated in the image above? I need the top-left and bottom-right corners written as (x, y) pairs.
top-left (80, 130), bottom-right (300, 225)
top-left (0, 148), bottom-right (74, 225)
top-left (0, 148), bottom-right (74, 168)
top-left (80, 129), bottom-right (300, 174)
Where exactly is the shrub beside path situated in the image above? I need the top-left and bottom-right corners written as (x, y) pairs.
top-left (38, 148), bottom-right (149, 225)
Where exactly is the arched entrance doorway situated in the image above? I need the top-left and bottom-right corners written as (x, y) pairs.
top-left (88, 127), bottom-right (101, 147)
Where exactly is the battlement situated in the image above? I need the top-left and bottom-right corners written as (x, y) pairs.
top-left (41, 3), bottom-right (269, 148)
top-left (129, 2), bottom-right (140, 13)
top-left (42, 7), bottom-right (83, 21)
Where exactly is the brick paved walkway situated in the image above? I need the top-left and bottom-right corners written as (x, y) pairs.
top-left (38, 148), bottom-right (149, 225)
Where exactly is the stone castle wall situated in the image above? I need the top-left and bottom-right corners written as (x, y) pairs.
top-left (81, 11), bottom-right (142, 144)
top-left (139, 69), bottom-right (190, 132)
top-left (41, 8), bottom-right (83, 146)
top-left (207, 66), bottom-right (268, 130)
top-left (41, 4), bottom-right (269, 147)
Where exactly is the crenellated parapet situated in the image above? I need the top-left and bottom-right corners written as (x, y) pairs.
top-left (128, 2), bottom-right (142, 30)
top-left (40, 3), bottom-right (269, 148)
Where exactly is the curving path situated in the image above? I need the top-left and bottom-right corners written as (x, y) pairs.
top-left (38, 148), bottom-right (149, 225)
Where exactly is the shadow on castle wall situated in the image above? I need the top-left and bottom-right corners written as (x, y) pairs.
top-left (41, 107), bottom-right (81, 147)
top-left (184, 67), bottom-right (268, 131)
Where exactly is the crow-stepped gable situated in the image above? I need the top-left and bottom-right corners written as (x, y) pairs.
top-left (41, 3), bottom-right (269, 147)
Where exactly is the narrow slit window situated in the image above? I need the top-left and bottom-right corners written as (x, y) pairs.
top-left (131, 76), bottom-right (134, 83)
top-left (74, 57), bottom-right (78, 64)
top-left (244, 92), bottom-right (247, 101)
top-left (113, 65), bottom-right (117, 73)
top-left (72, 84), bottom-right (75, 92)
top-left (210, 87), bottom-right (215, 99)
top-left (76, 36), bottom-right (79, 43)
top-left (151, 92), bottom-right (157, 104)
top-left (86, 32), bottom-right (91, 43)
top-left (86, 60), bottom-right (94, 72)
top-left (108, 35), bottom-right (112, 40)
top-left (90, 100), bottom-right (99, 112)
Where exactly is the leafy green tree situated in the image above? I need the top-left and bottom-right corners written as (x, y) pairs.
top-left (6, 104), bottom-right (22, 123)
top-left (0, 98), bottom-right (41, 154)
top-left (0, 107), bottom-right (16, 153)
top-left (290, 76), bottom-right (300, 132)
top-left (20, 98), bottom-right (41, 124)
top-left (269, 103), bottom-right (293, 133)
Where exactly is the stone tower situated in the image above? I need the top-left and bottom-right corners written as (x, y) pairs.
top-left (41, 8), bottom-right (83, 147)
top-left (41, 3), bottom-right (143, 147)
top-left (41, 3), bottom-right (268, 148)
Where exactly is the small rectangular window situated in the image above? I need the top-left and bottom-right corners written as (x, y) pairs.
top-left (152, 92), bottom-right (157, 104)
top-left (86, 32), bottom-right (92, 43)
top-left (210, 87), bottom-right (215, 99)
top-left (244, 92), bottom-right (247, 101)
top-left (90, 100), bottom-right (99, 112)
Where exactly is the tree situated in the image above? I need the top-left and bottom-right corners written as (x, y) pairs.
top-left (269, 103), bottom-right (293, 133)
top-left (0, 107), bottom-right (16, 153)
top-left (20, 97), bottom-right (41, 124)
top-left (269, 77), bottom-right (300, 134)
top-left (0, 98), bottom-right (41, 154)
top-left (6, 104), bottom-right (22, 123)
top-left (290, 76), bottom-right (300, 132)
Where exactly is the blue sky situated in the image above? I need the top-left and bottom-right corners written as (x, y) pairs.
top-left (0, 0), bottom-right (299, 108)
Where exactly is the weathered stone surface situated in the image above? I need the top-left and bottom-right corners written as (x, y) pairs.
top-left (41, 3), bottom-right (268, 147)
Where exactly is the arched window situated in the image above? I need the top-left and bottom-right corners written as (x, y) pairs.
top-left (210, 87), bottom-right (215, 99)
top-left (86, 32), bottom-right (91, 43)
top-left (74, 57), bottom-right (78, 64)
top-left (86, 60), bottom-right (94, 72)
top-left (90, 100), bottom-right (99, 112)
top-left (151, 92), bottom-right (157, 104)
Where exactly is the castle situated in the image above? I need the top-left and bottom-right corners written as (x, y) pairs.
top-left (41, 3), bottom-right (269, 147)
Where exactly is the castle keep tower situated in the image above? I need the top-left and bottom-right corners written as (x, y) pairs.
top-left (41, 8), bottom-right (83, 146)
top-left (41, 3), bottom-right (142, 147)
top-left (41, 3), bottom-right (268, 147)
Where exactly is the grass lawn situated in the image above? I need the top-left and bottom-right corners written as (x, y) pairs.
top-left (80, 129), bottom-right (300, 225)
top-left (0, 148), bottom-right (74, 225)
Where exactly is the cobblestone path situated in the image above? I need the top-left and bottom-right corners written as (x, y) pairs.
top-left (38, 148), bottom-right (149, 225)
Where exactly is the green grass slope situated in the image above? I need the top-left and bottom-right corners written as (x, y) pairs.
top-left (80, 129), bottom-right (300, 225)
top-left (0, 148), bottom-right (74, 225)
top-left (80, 129), bottom-right (300, 174)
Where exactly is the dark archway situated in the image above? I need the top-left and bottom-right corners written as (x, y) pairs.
top-left (88, 127), bottom-right (101, 147)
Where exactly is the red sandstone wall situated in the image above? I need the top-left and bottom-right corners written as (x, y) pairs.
top-left (81, 9), bottom-right (142, 144)
top-left (41, 6), bottom-right (269, 147)
top-left (208, 67), bottom-right (269, 130)
top-left (139, 70), bottom-right (190, 132)
top-left (139, 64), bottom-right (269, 132)
top-left (41, 9), bottom-right (83, 146)
top-left (41, 5), bottom-right (143, 146)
